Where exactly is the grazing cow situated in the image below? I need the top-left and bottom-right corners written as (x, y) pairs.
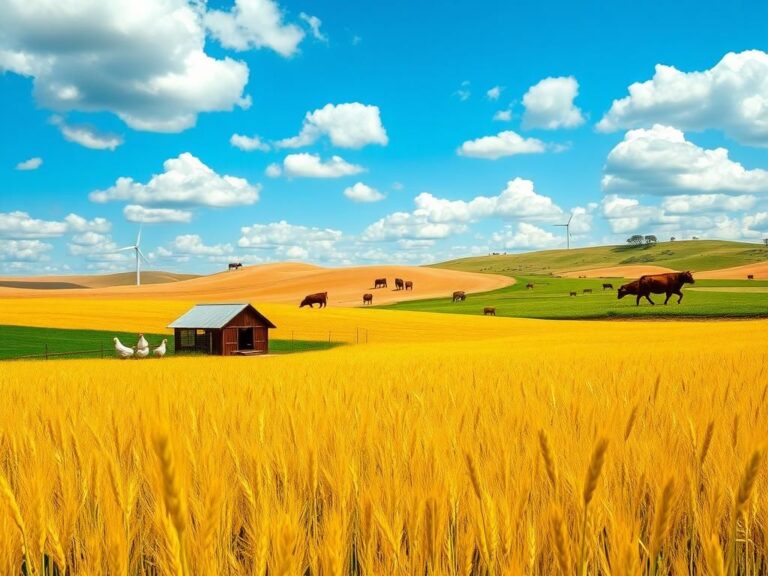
top-left (395, 278), bottom-right (405, 290)
top-left (405, 280), bottom-right (413, 291)
top-left (617, 279), bottom-right (653, 306)
top-left (569, 291), bottom-right (577, 297)
top-left (602, 283), bottom-right (613, 290)
top-left (526, 283), bottom-right (534, 290)
top-left (228, 262), bottom-right (242, 271)
top-left (363, 293), bottom-right (373, 305)
top-left (452, 291), bottom-right (466, 302)
top-left (374, 278), bottom-right (387, 288)
top-left (748, 274), bottom-right (755, 280)
top-left (299, 292), bottom-right (328, 308)
top-left (636, 271), bottom-right (695, 305)
top-left (483, 307), bottom-right (495, 316)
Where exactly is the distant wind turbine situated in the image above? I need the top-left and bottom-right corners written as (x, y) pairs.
top-left (116, 226), bottom-right (149, 286)
top-left (553, 213), bottom-right (573, 250)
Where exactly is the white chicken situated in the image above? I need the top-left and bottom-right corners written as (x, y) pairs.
top-left (153, 339), bottom-right (167, 358)
top-left (135, 346), bottom-right (150, 359)
top-left (136, 334), bottom-right (149, 351)
top-left (113, 337), bottom-right (135, 359)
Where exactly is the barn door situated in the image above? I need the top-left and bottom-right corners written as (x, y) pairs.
top-left (223, 327), bottom-right (238, 355)
top-left (254, 327), bottom-right (267, 353)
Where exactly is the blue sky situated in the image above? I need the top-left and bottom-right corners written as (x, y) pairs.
top-left (2, 0), bottom-right (768, 274)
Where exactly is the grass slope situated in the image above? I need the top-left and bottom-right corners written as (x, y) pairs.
top-left (434, 239), bottom-right (768, 276)
top-left (0, 325), bottom-right (338, 360)
top-left (382, 276), bottom-right (768, 319)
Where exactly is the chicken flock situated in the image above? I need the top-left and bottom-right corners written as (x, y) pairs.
top-left (113, 333), bottom-right (167, 359)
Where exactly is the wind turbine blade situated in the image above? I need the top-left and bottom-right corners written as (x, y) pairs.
top-left (136, 225), bottom-right (142, 247)
top-left (568, 213), bottom-right (573, 225)
top-left (115, 246), bottom-right (136, 252)
top-left (137, 247), bottom-right (150, 265)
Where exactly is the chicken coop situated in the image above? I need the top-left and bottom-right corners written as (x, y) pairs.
top-left (168, 303), bottom-right (276, 356)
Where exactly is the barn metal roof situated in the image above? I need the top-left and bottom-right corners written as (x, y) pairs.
top-left (168, 303), bottom-right (276, 329)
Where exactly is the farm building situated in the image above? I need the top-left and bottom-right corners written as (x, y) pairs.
top-left (168, 303), bottom-right (276, 356)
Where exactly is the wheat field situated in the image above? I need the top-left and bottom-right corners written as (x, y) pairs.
top-left (0, 313), bottom-right (767, 575)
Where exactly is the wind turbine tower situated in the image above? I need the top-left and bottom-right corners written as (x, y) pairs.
top-left (553, 213), bottom-right (573, 250)
top-left (116, 226), bottom-right (149, 286)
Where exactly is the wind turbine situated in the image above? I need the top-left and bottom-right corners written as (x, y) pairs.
top-left (553, 213), bottom-right (573, 250)
top-left (116, 226), bottom-right (149, 286)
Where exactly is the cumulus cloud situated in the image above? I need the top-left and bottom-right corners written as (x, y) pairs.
top-left (265, 163), bottom-right (282, 177)
top-left (124, 205), bottom-right (193, 223)
top-left (239, 220), bottom-right (343, 260)
top-left (299, 12), bottom-right (326, 42)
top-left (282, 153), bottom-right (364, 178)
top-left (493, 109), bottom-right (513, 122)
top-left (205, 0), bottom-right (305, 57)
top-left (343, 182), bottom-right (384, 203)
top-left (661, 194), bottom-right (757, 214)
top-left (486, 86), bottom-right (502, 100)
top-left (16, 157), bottom-right (42, 170)
top-left (277, 103), bottom-right (388, 149)
top-left (603, 125), bottom-right (768, 195)
top-left (90, 153), bottom-right (260, 206)
top-left (0, 240), bottom-right (52, 262)
top-left (597, 50), bottom-right (768, 145)
top-left (457, 130), bottom-right (546, 159)
top-left (491, 222), bottom-right (562, 249)
top-left (64, 214), bottom-right (111, 233)
top-left (230, 133), bottom-right (270, 151)
top-left (0, 0), bottom-right (251, 133)
top-left (164, 234), bottom-right (233, 256)
top-left (522, 76), bottom-right (585, 130)
top-left (50, 116), bottom-right (122, 150)
top-left (601, 195), bottom-right (672, 234)
top-left (455, 80), bottom-right (471, 101)
top-left (362, 178), bottom-right (564, 241)
top-left (0, 211), bottom-right (68, 238)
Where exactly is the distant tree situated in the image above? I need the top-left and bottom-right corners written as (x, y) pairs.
top-left (644, 235), bottom-right (658, 245)
top-left (670, 236), bottom-right (676, 242)
top-left (764, 238), bottom-right (768, 247)
top-left (692, 236), bottom-right (699, 240)
top-left (626, 234), bottom-right (644, 246)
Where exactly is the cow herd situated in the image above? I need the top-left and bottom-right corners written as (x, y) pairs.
top-left (298, 271), bottom-right (697, 313)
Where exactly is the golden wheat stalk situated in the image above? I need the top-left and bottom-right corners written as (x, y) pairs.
top-left (649, 477), bottom-right (676, 576)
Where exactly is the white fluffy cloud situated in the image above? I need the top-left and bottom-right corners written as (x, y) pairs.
top-left (299, 13), bottom-right (326, 42)
top-left (282, 153), bottom-right (364, 178)
top-left (239, 220), bottom-right (343, 260)
top-left (601, 195), bottom-right (673, 234)
top-left (597, 50), bottom-right (768, 145)
top-left (457, 130), bottom-right (546, 159)
top-left (603, 125), bottom-right (768, 195)
top-left (486, 86), bottom-right (502, 100)
top-left (90, 153), bottom-right (260, 206)
top-left (343, 182), bottom-right (384, 203)
top-left (205, 0), bottom-right (305, 57)
top-left (493, 109), bottom-right (512, 122)
top-left (124, 205), bottom-right (193, 223)
top-left (50, 116), bottom-right (122, 150)
top-left (0, 0), bottom-right (250, 133)
top-left (522, 76), bottom-right (585, 130)
top-left (265, 163), bottom-right (282, 178)
top-left (661, 194), bottom-right (757, 214)
top-left (0, 240), bottom-right (52, 262)
top-left (0, 211), bottom-right (68, 238)
top-left (165, 234), bottom-right (233, 256)
top-left (277, 103), bottom-right (388, 149)
top-left (491, 222), bottom-right (562, 249)
top-left (64, 214), bottom-right (111, 233)
top-left (230, 133), bottom-right (270, 151)
top-left (16, 157), bottom-right (42, 170)
top-left (363, 178), bottom-right (564, 241)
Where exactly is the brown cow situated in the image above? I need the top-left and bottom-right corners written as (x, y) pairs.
top-left (374, 278), bottom-right (387, 288)
top-left (405, 280), bottom-right (413, 291)
top-left (395, 278), bottom-right (405, 290)
top-left (452, 291), bottom-right (466, 302)
top-left (602, 283), bottom-right (613, 290)
top-left (748, 274), bottom-right (755, 280)
top-left (300, 292), bottom-right (328, 308)
top-left (483, 307), bottom-right (495, 316)
top-left (526, 283), bottom-right (534, 289)
top-left (569, 291), bottom-right (577, 297)
top-left (637, 271), bottom-right (695, 305)
top-left (363, 293), bottom-right (373, 305)
top-left (617, 279), bottom-right (653, 306)
top-left (583, 288), bottom-right (592, 294)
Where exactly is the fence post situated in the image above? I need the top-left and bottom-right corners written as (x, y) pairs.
top-left (45, 343), bottom-right (48, 360)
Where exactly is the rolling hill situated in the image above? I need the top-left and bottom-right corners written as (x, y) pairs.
top-left (0, 271), bottom-right (199, 289)
top-left (433, 240), bottom-right (768, 278)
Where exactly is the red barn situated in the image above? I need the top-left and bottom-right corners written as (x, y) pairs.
top-left (168, 303), bottom-right (276, 356)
